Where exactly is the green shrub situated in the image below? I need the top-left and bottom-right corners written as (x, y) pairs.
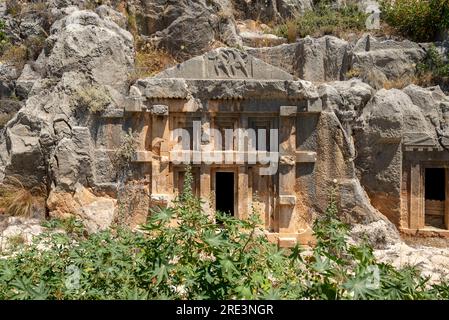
top-left (275, 3), bottom-right (368, 40)
top-left (418, 44), bottom-right (449, 77)
top-left (1, 169), bottom-right (449, 299)
top-left (41, 217), bottom-right (86, 238)
top-left (416, 44), bottom-right (449, 90)
top-left (380, 0), bottom-right (449, 42)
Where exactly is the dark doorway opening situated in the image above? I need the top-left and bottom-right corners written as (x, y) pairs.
top-left (425, 168), bottom-right (446, 229)
top-left (215, 172), bottom-right (234, 217)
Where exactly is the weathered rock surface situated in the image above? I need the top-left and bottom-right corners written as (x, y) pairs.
top-left (95, 4), bottom-right (128, 29)
top-left (351, 35), bottom-right (427, 88)
top-left (353, 84), bottom-right (449, 230)
top-left (46, 10), bottom-right (133, 91)
top-left (128, 0), bottom-right (241, 59)
top-left (375, 243), bottom-right (449, 283)
top-left (0, 216), bottom-right (44, 251)
top-left (0, 8), bottom-right (134, 194)
top-left (240, 31), bottom-right (287, 48)
top-left (248, 35), bottom-right (351, 82)
top-left (355, 90), bottom-right (421, 226)
top-left (248, 34), bottom-right (431, 89)
top-left (15, 63), bottom-right (40, 99)
top-left (311, 80), bottom-right (401, 247)
top-left (47, 183), bottom-right (117, 233)
top-left (233, 0), bottom-right (312, 22)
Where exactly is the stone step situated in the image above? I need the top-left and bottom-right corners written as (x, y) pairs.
top-left (278, 236), bottom-right (298, 248)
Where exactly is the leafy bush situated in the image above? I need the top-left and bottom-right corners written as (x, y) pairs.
top-left (40, 217), bottom-right (86, 239)
top-left (380, 0), bottom-right (449, 41)
top-left (275, 3), bottom-right (368, 41)
top-left (1, 169), bottom-right (449, 299)
top-left (416, 44), bottom-right (449, 91)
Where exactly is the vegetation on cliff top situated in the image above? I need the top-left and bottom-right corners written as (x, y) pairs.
top-left (1, 168), bottom-right (449, 300)
top-left (274, 0), bottom-right (449, 43)
top-left (417, 44), bottom-right (449, 91)
top-left (380, 0), bottom-right (449, 42)
top-left (275, 2), bottom-right (368, 42)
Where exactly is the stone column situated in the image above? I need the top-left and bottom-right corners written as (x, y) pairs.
top-left (278, 106), bottom-right (297, 234)
top-left (238, 166), bottom-right (249, 220)
top-left (200, 164), bottom-right (212, 215)
top-left (238, 115), bottom-right (249, 220)
top-left (409, 162), bottom-right (423, 229)
top-left (150, 105), bottom-right (172, 205)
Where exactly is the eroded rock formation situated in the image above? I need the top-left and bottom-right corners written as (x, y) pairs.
top-left (0, 8), bottom-right (134, 229)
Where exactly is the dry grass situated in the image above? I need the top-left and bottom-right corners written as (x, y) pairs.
top-left (0, 177), bottom-right (45, 217)
top-left (130, 41), bottom-right (177, 82)
top-left (0, 35), bottom-right (45, 72)
top-left (5, 0), bottom-right (22, 16)
top-left (345, 67), bottom-right (362, 79)
top-left (285, 20), bottom-right (297, 44)
top-left (383, 72), bottom-right (439, 90)
top-left (6, 0), bottom-right (47, 16)
top-left (0, 44), bottom-right (27, 70)
top-left (75, 85), bottom-right (112, 113)
top-left (382, 76), bottom-right (418, 90)
top-left (0, 113), bottom-right (14, 128)
top-left (370, 21), bottom-right (405, 40)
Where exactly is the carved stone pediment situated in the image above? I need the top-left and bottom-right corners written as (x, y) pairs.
top-left (155, 48), bottom-right (295, 80)
top-left (403, 132), bottom-right (437, 147)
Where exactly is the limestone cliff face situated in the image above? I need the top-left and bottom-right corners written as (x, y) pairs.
top-left (0, 8), bottom-right (134, 226)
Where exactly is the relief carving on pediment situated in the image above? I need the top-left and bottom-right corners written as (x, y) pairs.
top-left (207, 49), bottom-right (252, 78)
